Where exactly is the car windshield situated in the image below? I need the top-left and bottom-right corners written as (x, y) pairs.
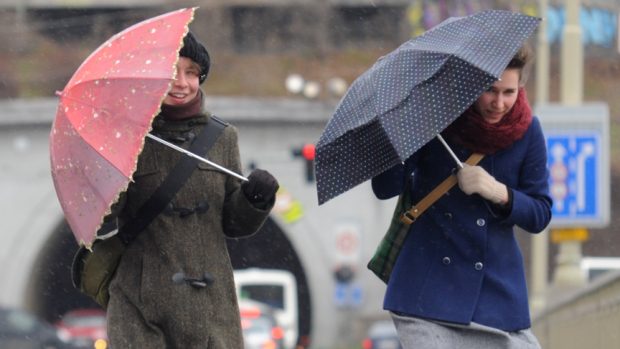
top-left (239, 285), bottom-right (284, 310)
top-left (369, 321), bottom-right (397, 337)
top-left (0, 310), bottom-right (39, 335)
top-left (63, 314), bottom-right (106, 327)
top-left (241, 316), bottom-right (274, 334)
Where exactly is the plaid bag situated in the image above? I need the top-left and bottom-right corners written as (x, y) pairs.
top-left (367, 181), bottom-right (412, 284)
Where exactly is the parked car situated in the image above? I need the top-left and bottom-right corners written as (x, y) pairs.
top-left (239, 299), bottom-right (284, 349)
top-left (580, 256), bottom-right (620, 281)
top-left (0, 306), bottom-right (69, 349)
top-left (234, 268), bottom-right (298, 349)
top-left (362, 319), bottom-right (402, 349)
top-left (55, 308), bottom-right (107, 349)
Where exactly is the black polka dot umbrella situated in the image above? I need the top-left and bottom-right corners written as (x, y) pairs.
top-left (315, 10), bottom-right (540, 205)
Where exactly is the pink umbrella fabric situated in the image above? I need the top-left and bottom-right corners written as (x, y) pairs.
top-left (50, 8), bottom-right (196, 247)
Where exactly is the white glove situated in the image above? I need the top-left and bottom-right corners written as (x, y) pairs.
top-left (457, 164), bottom-right (509, 205)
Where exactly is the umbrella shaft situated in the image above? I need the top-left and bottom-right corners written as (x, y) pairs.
top-left (436, 134), bottom-right (463, 169)
top-left (146, 134), bottom-right (248, 182)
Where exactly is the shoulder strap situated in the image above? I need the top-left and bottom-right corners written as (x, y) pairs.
top-left (399, 153), bottom-right (484, 225)
top-left (117, 117), bottom-right (227, 245)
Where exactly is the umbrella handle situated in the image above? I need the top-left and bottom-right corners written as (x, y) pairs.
top-left (436, 134), bottom-right (463, 169)
top-left (146, 134), bottom-right (249, 182)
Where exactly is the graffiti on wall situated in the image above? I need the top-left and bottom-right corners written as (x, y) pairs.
top-left (407, 1), bottom-right (618, 49)
top-left (546, 6), bottom-right (617, 47)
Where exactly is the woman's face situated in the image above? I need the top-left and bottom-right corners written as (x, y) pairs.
top-left (473, 68), bottom-right (520, 124)
top-left (163, 57), bottom-right (200, 106)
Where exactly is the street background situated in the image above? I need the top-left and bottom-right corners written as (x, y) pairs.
top-left (0, 0), bottom-right (619, 348)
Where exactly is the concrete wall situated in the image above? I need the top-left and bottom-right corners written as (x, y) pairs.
top-left (533, 271), bottom-right (620, 349)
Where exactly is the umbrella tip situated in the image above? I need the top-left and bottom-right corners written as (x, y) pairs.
top-left (55, 90), bottom-right (63, 97)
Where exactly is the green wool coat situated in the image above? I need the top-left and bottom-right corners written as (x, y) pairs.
top-left (106, 112), bottom-right (272, 348)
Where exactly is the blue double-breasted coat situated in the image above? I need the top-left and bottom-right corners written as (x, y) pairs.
top-left (371, 116), bottom-right (552, 332)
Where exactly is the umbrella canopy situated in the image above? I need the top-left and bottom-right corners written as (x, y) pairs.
top-left (50, 8), bottom-right (196, 247)
top-left (315, 10), bottom-right (540, 205)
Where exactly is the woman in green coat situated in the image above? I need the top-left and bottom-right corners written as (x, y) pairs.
top-left (105, 32), bottom-right (279, 348)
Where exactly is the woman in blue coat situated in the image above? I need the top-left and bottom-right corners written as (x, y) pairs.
top-left (371, 45), bottom-right (552, 348)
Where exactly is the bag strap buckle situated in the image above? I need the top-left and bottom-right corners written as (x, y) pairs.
top-left (400, 208), bottom-right (418, 225)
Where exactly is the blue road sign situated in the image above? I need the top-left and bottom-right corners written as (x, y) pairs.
top-left (334, 282), bottom-right (363, 308)
top-left (537, 103), bottom-right (610, 228)
top-left (546, 132), bottom-right (599, 220)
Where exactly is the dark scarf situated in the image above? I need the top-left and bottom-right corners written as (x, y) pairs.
top-left (442, 88), bottom-right (532, 155)
top-left (159, 90), bottom-right (203, 121)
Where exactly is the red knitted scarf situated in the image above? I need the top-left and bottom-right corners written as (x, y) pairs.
top-left (442, 88), bottom-right (532, 155)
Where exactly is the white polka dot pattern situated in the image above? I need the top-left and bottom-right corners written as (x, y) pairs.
top-left (315, 10), bottom-right (540, 205)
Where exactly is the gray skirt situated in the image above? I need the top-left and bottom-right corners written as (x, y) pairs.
top-left (391, 312), bottom-right (541, 349)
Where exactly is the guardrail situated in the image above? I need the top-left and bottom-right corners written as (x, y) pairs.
top-left (532, 270), bottom-right (620, 349)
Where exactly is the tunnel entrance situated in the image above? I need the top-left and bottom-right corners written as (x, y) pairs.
top-left (28, 217), bottom-right (312, 346)
top-left (227, 218), bottom-right (312, 348)
top-left (27, 221), bottom-right (100, 323)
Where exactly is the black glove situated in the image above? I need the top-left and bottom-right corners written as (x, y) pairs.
top-left (242, 169), bottom-right (279, 205)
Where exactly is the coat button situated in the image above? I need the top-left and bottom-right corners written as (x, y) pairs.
top-left (442, 257), bottom-right (451, 265)
top-left (476, 218), bottom-right (486, 226)
top-left (444, 212), bottom-right (453, 219)
top-left (474, 262), bottom-right (484, 270)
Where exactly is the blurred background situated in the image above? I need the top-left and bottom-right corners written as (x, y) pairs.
top-left (0, 0), bottom-right (619, 348)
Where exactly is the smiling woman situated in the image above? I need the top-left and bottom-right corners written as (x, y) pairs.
top-left (162, 31), bottom-right (210, 108)
top-left (163, 57), bottom-right (201, 106)
top-left (96, 26), bottom-right (280, 349)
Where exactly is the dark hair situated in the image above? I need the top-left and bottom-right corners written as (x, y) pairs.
top-left (179, 31), bottom-right (210, 84)
top-left (506, 43), bottom-right (532, 84)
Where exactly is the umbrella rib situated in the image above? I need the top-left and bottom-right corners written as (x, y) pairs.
top-left (55, 89), bottom-right (163, 118)
top-left (57, 75), bottom-right (175, 102)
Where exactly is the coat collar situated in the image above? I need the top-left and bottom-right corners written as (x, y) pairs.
top-left (150, 109), bottom-right (212, 143)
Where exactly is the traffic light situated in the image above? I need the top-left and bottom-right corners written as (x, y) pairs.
top-left (333, 265), bottom-right (355, 284)
top-left (292, 143), bottom-right (315, 182)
